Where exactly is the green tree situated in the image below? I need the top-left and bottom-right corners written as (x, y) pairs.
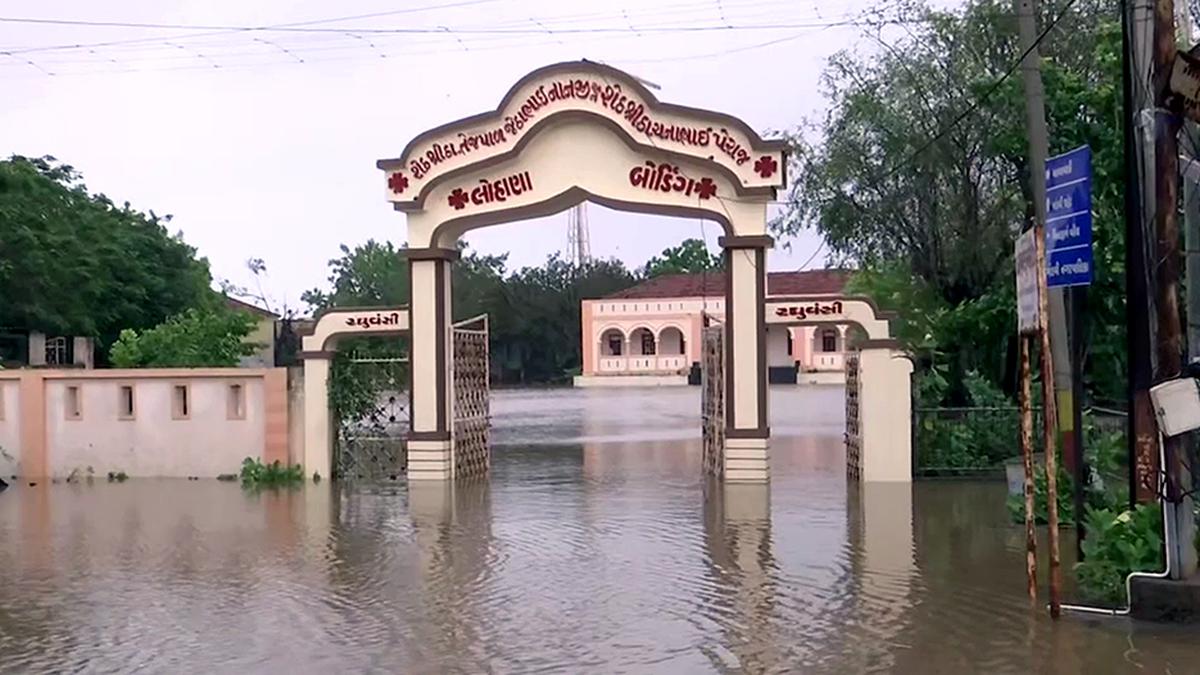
top-left (775, 0), bottom-right (1125, 404)
top-left (300, 239), bottom-right (410, 310)
top-left (488, 255), bottom-right (636, 382)
top-left (303, 243), bottom-right (637, 384)
top-left (109, 307), bottom-right (259, 367)
top-left (640, 238), bottom-right (722, 278)
top-left (0, 156), bottom-right (215, 351)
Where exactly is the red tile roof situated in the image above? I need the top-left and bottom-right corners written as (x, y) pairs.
top-left (603, 269), bottom-right (850, 299)
top-left (224, 296), bottom-right (279, 318)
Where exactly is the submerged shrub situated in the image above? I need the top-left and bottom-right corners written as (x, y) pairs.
top-left (239, 458), bottom-right (304, 486)
top-left (1074, 504), bottom-right (1164, 605)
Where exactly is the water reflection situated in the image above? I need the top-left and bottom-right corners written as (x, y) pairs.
top-left (0, 387), bottom-right (1197, 672)
top-left (700, 481), bottom-right (782, 672)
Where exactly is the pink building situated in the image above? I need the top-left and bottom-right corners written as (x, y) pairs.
top-left (577, 270), bottom-right (852, 387)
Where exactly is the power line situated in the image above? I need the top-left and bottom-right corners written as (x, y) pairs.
top-left (0, 16), bottom-right (924, 37)
top-left (0, 0), bottom-right (509, 55)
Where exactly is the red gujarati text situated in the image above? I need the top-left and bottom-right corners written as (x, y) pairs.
top-left (628, 161), bottom-right (718, 200)
top-left (406, 77), bottom-right (755, 180)
top-left (447, 171), bottom-right (534, 211)
top-left (774, 301), bottom-right (843, 320)
top-left (345, 312), bottom-right (404, 328)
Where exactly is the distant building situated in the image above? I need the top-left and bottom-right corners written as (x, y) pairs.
top-left (224, 297), bottom-right (279, 368)
top-left (0, 330), bottom-right (95, 369)
top-left (576, 269), bottom-right (852, 387)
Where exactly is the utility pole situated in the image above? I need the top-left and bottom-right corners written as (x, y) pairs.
top-left (1014, 0), bottom-right (1063, 617)
top-left (1154, 0), bottom-right (1199, 580)
top-left (1126, 0), bottom-right (1163, 509)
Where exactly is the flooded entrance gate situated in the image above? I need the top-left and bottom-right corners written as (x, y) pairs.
top-left (334, 346), bottom-right (409, 481)
top-left (452, 314), bottom-right (490, 478)
top-left (377, 60), bottom-right (786, 482)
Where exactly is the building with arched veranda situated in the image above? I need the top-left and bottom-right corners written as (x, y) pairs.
top-left (577, 269), bottom-right (850, 387)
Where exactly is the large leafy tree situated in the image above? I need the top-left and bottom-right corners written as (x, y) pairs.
top-left (775, 0), bottom-right (1125, 404)
top-left (640, 238), bottom-right (722, 277)
top-left (303, 242), bottom-right (636, 383)
top-left (0, 156), bottom-right (215, 349)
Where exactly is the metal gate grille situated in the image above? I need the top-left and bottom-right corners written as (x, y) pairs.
top-left (701, 323), bottom-right (725, 476)
top-left (452, 315), bottom-right (490, 479)
top-left (335, 351), bottom-right (409, 481)
top-left (845, 351), bottom-right (862, 480)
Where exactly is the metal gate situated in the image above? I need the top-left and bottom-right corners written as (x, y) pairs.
top-left (335, 349), bottom-right (409, 481)
top-left (701, 322), bottom-right (725, 476)
top-left (844, 351), bottom-right (862, 480)
top-left (452, 314), bottom-right (490, 479)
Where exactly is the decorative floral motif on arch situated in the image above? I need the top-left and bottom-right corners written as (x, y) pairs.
top-left (754, 155), bottom-right (778, 179)
top-left (387, 172), bottom-right (409, 194)
top-left (448, 188), bottom-right (470, 210)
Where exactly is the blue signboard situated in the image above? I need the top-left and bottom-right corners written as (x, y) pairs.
top-left (1044, 145), bottom-right (1093, 287)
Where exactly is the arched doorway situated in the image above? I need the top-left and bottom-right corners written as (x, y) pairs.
top-left (657, 326), bottom-right (687, 372)
top-left (376, 61), bottom-right (785, 483)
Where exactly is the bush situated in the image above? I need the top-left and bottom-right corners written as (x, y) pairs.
top-left (916, 371), bottom-right (1023, 470)
top-left (1006, 460), bottom-right (1076, 525)
top-left (239, 458), bottom-right (304, 486)
top-left (1074, 504), bottom-right (1164, 604)
top-left (110, 307), bottom-right (260, 368)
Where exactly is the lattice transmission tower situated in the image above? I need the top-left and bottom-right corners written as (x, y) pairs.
top-left (566, 203), bottom-right (592, 266)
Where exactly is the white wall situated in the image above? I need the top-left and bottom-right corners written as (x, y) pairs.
top-left (0, 380), bottom-right (19, 476)
top-left (766, 325), bottom-right (792, 367)
top-left (45, 378), bottom-right (266, 479)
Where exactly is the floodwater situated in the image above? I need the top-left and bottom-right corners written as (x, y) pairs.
top-left (0, 386), bottom-right (1196, 673)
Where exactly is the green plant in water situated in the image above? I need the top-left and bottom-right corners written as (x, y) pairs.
top-left (239, 458), bottom-right (304, 486)
top-left (1006, 460), bottom-right (1076, 526)
top-left (106, 471), bottom-right (128, 483)
top-left (1074, 503), bottom-right (1164, 605)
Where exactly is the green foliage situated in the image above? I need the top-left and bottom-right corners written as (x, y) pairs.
top-left (916, 370), bottom-right (1019, 469)
top-left (304, 242), bottom-right (637, 385)
top-left (106, 471), bottom-right (128, 483)
top-left (300, 240), bottom-right (410, 310)
top-left (1074, 504), bottom-right (1164, 604)
top-left (640, 238), bottom-right (722, 277)
top-left (0, 156), bottom-right (215, 351)
top-left (239, 457), bottom-right (304, 486)
top-left (1006, 461), bottom-right (1077, 525)
top-left (778, 0), bottom-right (1127, 405)
top-left (109, 307), bottom-right (259, 367)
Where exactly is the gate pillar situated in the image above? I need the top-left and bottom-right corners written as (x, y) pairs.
top-left (720, 235), bottom-right (772, 483)
top-left (302, 355), bottom-right (332, 480)
top-left (406, 248), bottom-right (457, 480)
top-left (856, 344), bottom-right (914, 481)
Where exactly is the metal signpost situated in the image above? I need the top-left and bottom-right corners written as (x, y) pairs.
top-left (1045, 145), bottom-right (1093, 559)
top-left (1016, 229), bottom-right (1040, 334)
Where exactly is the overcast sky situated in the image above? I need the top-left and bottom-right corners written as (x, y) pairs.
top-left (0, 0), bottom-right (933, 313)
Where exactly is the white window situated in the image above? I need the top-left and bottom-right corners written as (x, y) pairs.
top-left (46, 336), bottom-right (69, 365)
top-left (822, 330), bottom-right (839, 353)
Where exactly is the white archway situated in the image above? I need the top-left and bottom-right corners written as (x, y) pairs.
top-left (377, 61), bottom-right (785, 482)
top-left (764, 295), bottom-right (914, 482)
top-left (298, 307), bottom-right (409, 480)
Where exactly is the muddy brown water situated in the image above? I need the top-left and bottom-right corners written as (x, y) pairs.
top-left (0, 386), bottom-right (1196, 673)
